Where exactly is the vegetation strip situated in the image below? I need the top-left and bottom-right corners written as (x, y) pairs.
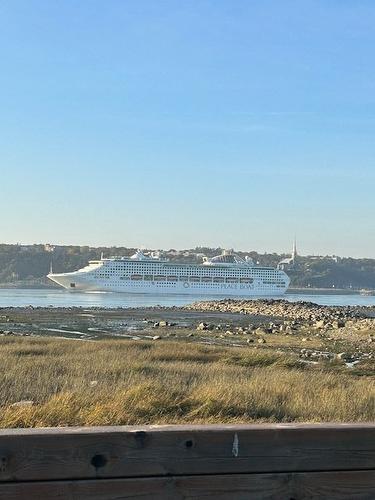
top-left (0, 335), bottom-right (373, 427)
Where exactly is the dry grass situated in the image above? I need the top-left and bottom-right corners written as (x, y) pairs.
top-left (0, 337), bottom-right (373, 428)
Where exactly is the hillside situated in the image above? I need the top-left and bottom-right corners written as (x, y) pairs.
top-left (0, 244), bottom-right (374, 290)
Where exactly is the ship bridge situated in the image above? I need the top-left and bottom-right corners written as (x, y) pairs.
top-left (203, 251), bottom-right (254, 267)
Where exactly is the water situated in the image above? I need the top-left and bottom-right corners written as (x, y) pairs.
top-left (0, 288), bottom-right (375, 308)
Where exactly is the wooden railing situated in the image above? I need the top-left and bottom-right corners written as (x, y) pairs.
top-left (0, 424), bottom-right (374, 499)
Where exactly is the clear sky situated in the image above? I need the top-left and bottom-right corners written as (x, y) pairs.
top-left (1, 1), bottom-right (374, 257)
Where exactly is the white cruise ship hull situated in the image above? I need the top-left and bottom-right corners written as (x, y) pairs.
top-left (48, 251), bottom-right (290, 297)
top-left (48, 273), bottom-right (289, 296)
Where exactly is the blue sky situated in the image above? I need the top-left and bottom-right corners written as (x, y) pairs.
top-left (1, 1), bottom-right (374, 257)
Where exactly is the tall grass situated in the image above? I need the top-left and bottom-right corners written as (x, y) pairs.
top-left (0, 337), bottom-right (373, 427)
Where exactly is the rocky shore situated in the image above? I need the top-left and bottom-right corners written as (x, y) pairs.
top-left (0, 299), bottom-right (374, 370)
top-left (184, 299), bottom-right (375, 366)
top-left (187, 298), bottom-right (374, 321)
top-left (187, 298), bottom-right (375, 334)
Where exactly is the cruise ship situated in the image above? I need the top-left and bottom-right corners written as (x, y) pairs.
top-left (48, 250), bottom-right (290, 297)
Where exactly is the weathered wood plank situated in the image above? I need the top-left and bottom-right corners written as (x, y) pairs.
top-left (0, 424), bottom-right (374, 482)
top-left (0, 470), bottom-right (375, 500)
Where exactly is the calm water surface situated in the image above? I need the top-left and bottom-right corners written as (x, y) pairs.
top-left (0, 289), bottom-right (375, 308)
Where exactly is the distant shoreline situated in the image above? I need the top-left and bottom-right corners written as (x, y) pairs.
top-left (287, 287), bottom-right (359, 296)
top-left (0, 283), bottom-right (367, 296)
top-left (0, 283), bottom-right (59, 290)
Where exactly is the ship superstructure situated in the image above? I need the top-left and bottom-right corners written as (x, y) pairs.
top-left (48, 250), bottom-right (290, 296)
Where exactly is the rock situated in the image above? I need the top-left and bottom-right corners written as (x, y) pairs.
top-left (187, 333), bottom-right (194, 337)
top-left (196, 322), bottom-right (208, 331)
top-left (332, 320), bottom-right (345, 329)
top-left (10, 400), bottom-right (34, 408)
top-left (257, 338), bottom-right (266, 344)
top-left (159, 320), bottom-right (168, 327)
top-left (336, 352), bottom-right (350, 361)
top-left (153, 322), bottom-right (160, 328)
top-left (246, 338), bottom-right (254, 343)
top-left (152, 335), bottom-right (161, 341)
top-left (255, 328), bottom-right (267, 335)
top-left (314, 320), bottom-right (325, 328)
top-left (90, 380), bottom-right (98, 387)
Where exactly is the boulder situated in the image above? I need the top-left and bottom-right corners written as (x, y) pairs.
top-left (196, 322), bottom-right (208, 331)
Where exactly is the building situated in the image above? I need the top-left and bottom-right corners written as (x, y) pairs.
top-left (278, 240), bottom-right (298, 270)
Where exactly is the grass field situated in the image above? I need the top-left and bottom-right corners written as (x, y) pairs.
top-left (0, 336), bottom-right (373, 427)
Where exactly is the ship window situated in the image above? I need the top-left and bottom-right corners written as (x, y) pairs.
top-left (70, 283), bottom-right (76, 288)
top-left (226, 277), bottom-right (239, 283)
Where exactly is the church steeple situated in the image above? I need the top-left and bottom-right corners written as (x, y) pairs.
top-left (292, 238), bottom-right (297, 261)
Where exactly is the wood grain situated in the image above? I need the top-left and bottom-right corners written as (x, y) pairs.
top-left (0, 424), bottom-right (374, 482)
top-left (0, 470), bottom-right (374, 500)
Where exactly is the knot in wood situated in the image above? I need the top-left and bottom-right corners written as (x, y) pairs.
top-left (90, 454), bottom-right (107, 469)
top-left (0, 456), bottom-right (8, 473)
